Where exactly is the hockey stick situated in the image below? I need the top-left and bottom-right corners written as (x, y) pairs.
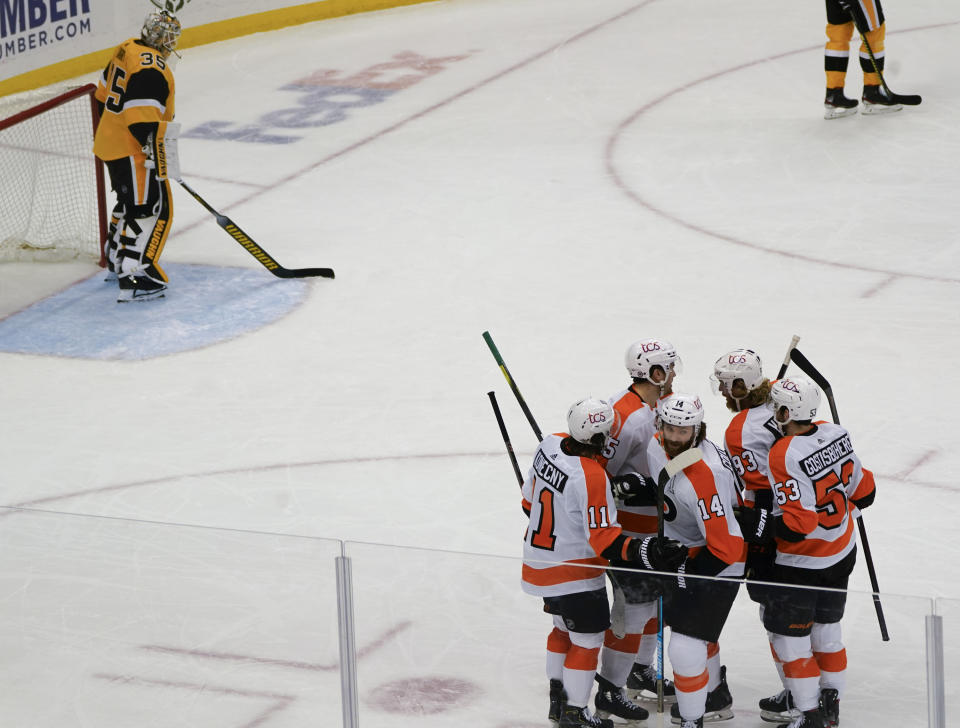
top-left (851, 10), bottom-right (921, 106)
top-left (482, 330), bottom-right (627, 636)
top-left (654, 446), bottom-right (704, 713)
top-left (488, 391), bottom-right (524, 487)
top-left (482, 331), bottom-right (544, 441)
top-left (788, 347), bottom-right (890, 641)
top-left (177, 178), bottom-right (335, 279)
top-left (776, 335), bottom-right (801, 379)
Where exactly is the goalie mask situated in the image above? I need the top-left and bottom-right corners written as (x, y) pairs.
top-left (142, 10), bottom-right (181, 56)
top-left (770, 376), bottom-right (821, 426)
top-left (625, 338), bottom-right (682, 383)
top-left (567, 397), bottom-right (615, 448)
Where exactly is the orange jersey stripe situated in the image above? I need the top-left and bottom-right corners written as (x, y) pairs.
top-left (522, 559), bottom-right (607, 586)
top-left (850, 468), bottom-right (876, 503)
top-left (776, 517), bottom-right (855, 558)
top-left (617, 511), bottom-right (658, 535)
top-left (769, 437), bottom-right (820, 536)
top-left (686, 460), bottom-right (746, 565)
top-left (584, 459), bottom-right (622, 556)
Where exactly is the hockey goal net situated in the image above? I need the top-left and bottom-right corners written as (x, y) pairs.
top-left (0, 83), bottom-right (107, 265)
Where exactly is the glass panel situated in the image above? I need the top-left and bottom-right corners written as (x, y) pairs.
top-left (937, 597), bottom-right (960, 723)
top-left (347, 541), bottom-right (935, 727)
top-left (0, 507), bottom-right (342, 727)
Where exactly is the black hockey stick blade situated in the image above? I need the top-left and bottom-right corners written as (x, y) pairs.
top-left (177, 178), bottom-right (335, 279)
top-left (789, 348), bottom-right (840, 423)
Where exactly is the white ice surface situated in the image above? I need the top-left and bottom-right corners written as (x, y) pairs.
top-left (1, 0), bottom-right (959, 726)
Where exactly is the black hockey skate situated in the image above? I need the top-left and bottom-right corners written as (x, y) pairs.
top-left (558, 704), bottom-right (614, 728)
top-left (823, 87), bottom-right (858, 119)
top-left (777, 707), bottom-right (825, 728)
top-left (550, 679), bottom-right (567, 724)
top-left (862, 84), bottom-right (921, 114)
top-left (760, 689), bottom-right (798, 723)
top-left (594, 675), bottom-right (649, 721)
top-left (670, 664), bottom-right (733, 723)
top-left (625, 662), bottom-right (677, 701)
top-left (819, 688), bottom-right (839, 728)
top-left (117, 274), bottom-right (166, 303)
top-left (678, 718), bottom-right (703, 728)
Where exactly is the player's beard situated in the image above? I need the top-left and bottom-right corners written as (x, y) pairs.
top-left (663, 433), bottom-right (694, 459)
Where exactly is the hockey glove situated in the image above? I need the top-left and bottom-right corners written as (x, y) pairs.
top-left (610, 473), bottom-right (657, 505)
top-left (627, 536), bottom-right (688, 572)
top-left (734, 505), bottom-right (774, 544)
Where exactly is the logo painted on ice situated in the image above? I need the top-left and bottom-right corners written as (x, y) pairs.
top-left (184, 50), bottom-right (475, 145)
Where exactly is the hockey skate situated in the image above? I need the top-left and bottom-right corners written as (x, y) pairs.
top-left (625, 662), bottom-right (677, 702)
top-left (558, 704), bottom-right (614, 728)
top-left (670, 665), bottom-right (733, 723)
top-left (823, 88), bottom-right (858, 119)
top-left (861, 84), bottom-right (902, 115)
top-left (777, 707), bottom-right (825, 728)
top-left (819, 688), bottom-right (839, 728)
top-left (117, 274), bottom-right (166, 303)
top-left (678, 719), bottom-right (703, 728)
top-left (594, 675), bottom-right (649, 722)
top-left (760, 689), bottom-right (798, 723)
top-left (549, 679), bottom-right (567, 724)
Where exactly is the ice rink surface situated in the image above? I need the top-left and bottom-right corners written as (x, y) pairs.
top-left (1, 0), bottom-right (959, 725)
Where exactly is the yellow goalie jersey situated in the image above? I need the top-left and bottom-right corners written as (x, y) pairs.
top-left (93, 38), bottom-right (176, 161)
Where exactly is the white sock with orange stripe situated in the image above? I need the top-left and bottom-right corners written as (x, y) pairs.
top-left (599, 629), bottom-right (642, 687)
top-left (705, 641), bottom-right (721, 691)
top-left (811, 622), bottom-right (847, 694)
top-left (564, 630), bottom-right (604, 707)
top-left (547, 624), bottom-right (572, 681)
top-left (669, 632), bottom-right (709, 720)
top-left (771, 634), bottom-right (820, 712)
top-left (636, 611), bottom-right (660, 666)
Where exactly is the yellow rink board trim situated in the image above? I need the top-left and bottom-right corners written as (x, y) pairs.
top-left (0, 0), bottom-right (437, 97)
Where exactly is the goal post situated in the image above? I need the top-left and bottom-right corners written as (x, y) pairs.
top-left (0, 83), bottom-right (108, 266)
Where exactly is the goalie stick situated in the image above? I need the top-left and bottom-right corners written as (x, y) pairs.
top-left (851, 9), bottom-right (921, 106)
top-left (788, 346), bottom-right (890, 642)
top-left (177, 178), bottom-right (335, 279)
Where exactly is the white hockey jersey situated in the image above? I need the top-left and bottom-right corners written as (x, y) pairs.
top-left (647, 436), bottom-right (746, 578)
top-left (522, 433), bottom-right (625, 597)
top-left (723, 402), bottom-right (780, 504)
top-left (598, 387), bottom-right (658, 538)
top-left (768, 422), bottom-right (876, 570)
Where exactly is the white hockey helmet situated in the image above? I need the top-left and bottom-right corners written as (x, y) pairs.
top-left (770, 376), bottom-right (821, 423)
top-left (142, 9), bottom-right (181, 55)
top-left (711, 348), bottom-right (764, 393)
top-left (657, 393), bottom-right (705, 429)
top-left (625, 338), bottom-right (682, 382)
top-left (567, 397), bottom-right (615, 446)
